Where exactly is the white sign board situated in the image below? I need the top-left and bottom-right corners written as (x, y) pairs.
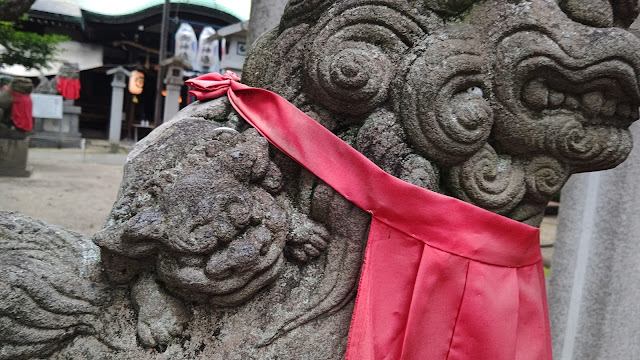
top-left (31, 94), bottom-right (64, 119)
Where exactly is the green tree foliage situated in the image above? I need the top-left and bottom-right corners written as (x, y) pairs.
top-left (0, 22), bottom-right (67, 69)
top-left (0, 0), bottom-right (68, 69)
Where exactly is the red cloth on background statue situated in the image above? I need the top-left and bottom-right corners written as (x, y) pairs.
top-left (9, 89), bottom-right (33, 131)
top-left (56, 76), bottom-right (81, 100)
top-left (186, 72), bottom-right (553, 360)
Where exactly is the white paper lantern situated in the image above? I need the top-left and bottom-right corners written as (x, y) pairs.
top-left (174, 23), bottom-right (198, 70)
top-left (196, 26), bottom-right (220, 73)
top-left (128, 70), bottom-right (144, 95)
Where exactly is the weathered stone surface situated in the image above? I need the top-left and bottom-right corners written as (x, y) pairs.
top-left (33, 75), bottom-right (57, 95)
top-left (245, 0), bottom-right (640, 226)
top-left (0, 137), bottom-right (31, 177)
top-left (0, 212), bottom-right (108, 360)
top-left (548, 122), bottom-right (640, 360)
top-left (2, 0), bottom-right (640, 358)
top-left (247, 0), bottom-right (288, 47)
top-left (73, 101), bottom-right (349, 356)
top-left (4, 99), bottom-right (357, 359)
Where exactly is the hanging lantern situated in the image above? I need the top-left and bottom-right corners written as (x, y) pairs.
top-left (128, 70), bottom-right (145, 95)
top-left (197, 26), bottom-right (219, 73)
top-left (174, 23), bottom-right (198, 70)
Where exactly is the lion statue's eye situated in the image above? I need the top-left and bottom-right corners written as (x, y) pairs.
top-left (467, 87), bottom-right (483, 97)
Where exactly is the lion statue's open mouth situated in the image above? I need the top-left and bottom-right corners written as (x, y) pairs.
top-left (489, 21), bottom-right (640, 173)
top-left (497, 30), bottom-right (640, 127)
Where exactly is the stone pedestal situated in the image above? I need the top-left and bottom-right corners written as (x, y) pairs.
top-left (247, 0), bottom-right (288, 47)
top-left (161, 57), bottom-right (191, 123)
top-left (30, 100), bottom-right (83, 148)
top-left (0, 137), bottom-right (31, 177)
top-left (107, 66), bottom-right (131, 152)
top-left (549, 122), bottom-right (640, 359)
top-left (163, 83), bottom-right (182, 122)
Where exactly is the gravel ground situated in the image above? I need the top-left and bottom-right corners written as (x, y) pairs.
top-left (0, 145), bottom-right (128, 236)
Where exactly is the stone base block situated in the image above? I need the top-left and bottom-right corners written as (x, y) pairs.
top-left (29, 132), bottom-right (83, 148)
top-left (0, 137), bottom-right (32, 177)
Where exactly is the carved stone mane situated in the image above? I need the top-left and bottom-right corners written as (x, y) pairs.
top-left (243, 0), bottom-right (640, 226)
top-left (1, 0), bottom-right (639, 359)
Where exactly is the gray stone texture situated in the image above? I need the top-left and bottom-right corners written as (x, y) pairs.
top-left (0, 211), bottom-right (108, 359)
top-left (548, 105), bottom-right (640, 358)
top-left (0, 138), bottom-right (31, 177)
top-left (242, 0), bottom-right (640, 227)
top-left (33, 76), bottom-right (57, 95)
top-left (548, 9), bottom-right (640, 359)
top-left (247, 0), bottom-right (288, 47)
top-left (1, 0), bottom-right (640, 358)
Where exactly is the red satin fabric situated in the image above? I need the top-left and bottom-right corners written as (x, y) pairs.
top-left (56, 77), bottom-right (81, 100)
top-left (9, 89), bottom-right (33, 131)
top-left (187, 72), bottom-right (552, 360)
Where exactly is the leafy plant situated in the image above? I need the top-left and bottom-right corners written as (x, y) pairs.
top-left (0, 0), bottom-right (68, 69)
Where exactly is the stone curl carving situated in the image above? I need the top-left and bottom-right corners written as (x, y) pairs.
top-left (393, 35), bottom-right (494, 166)
top-left (447, 144), bottom-right (526, 215)
top-left (303, 0), bottom-right (427, 117)
top-left (560, 0), bottom-right (640, 28)
top-left (524, 156), bottom-right (570, 203)
top-left (355, 109), bottom-right (441, 190)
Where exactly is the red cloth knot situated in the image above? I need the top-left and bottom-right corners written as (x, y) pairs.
top-left (8, 89), bottom-right (33, 131)
top-left (222, 71), bottom-right (240, 82)
top-left (186, 71), bottom-right (247, 101)
top-left (57, 76), bottom-right (81, 100)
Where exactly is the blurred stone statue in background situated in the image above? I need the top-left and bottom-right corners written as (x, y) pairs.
top-left (0, 77), bottom-right (33, 139)
top-left (50, 61), bottom-right (81, 100)
top-left (33, 75), bottom-right (57, 95)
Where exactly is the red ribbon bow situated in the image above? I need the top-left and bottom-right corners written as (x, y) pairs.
top-left (186, 71), bottom-right (249, 100)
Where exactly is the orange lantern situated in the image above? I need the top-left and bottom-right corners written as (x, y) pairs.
top-left (128, 70), bottom-right (144, 95)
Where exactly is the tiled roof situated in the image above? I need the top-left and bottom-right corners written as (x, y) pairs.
top-left (30, 0), bottom-right (250, 22)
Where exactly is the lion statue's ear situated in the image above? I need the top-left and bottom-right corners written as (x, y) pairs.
top-left (559, 0), bottom-right (639, 28)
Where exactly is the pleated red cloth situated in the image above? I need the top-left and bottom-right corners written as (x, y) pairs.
top-left (186, 72), bottom-right (552, 360)
top-left (8, 89), bottom-right (33, 131)
top-left (56, 77), bottom-right (81, 100)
